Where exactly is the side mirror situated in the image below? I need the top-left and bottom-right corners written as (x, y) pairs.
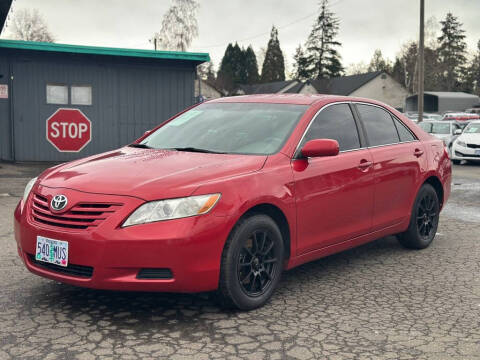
top-left (454, 129), bottom-right (462, 135)
top-left (301, 139), bottom-right (339, 158)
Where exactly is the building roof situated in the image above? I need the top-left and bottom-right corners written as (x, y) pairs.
top-left (309, 71), bottom-right (383, 95)
top-left (423, 91), bottom-right (480, 99)
top-left (238, 80), bottom-right (297, 95)
top-left (0, 39), bottom-right (210, 63)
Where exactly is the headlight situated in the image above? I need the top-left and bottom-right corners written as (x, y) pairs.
top-left (456, 140), bottom-right (466, 147)
top-left (22, 177), bottom-right (37, 210)
top-left (122, 193), bottom-right (221, 227)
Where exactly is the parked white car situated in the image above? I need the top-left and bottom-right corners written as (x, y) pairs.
top-left (451, 120), bottom-right (480, 164)
top-left (418, 121), bottom-right (464, 154)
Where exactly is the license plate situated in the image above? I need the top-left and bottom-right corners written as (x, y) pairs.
top-left (35, 236), bottom-right (69, 267)
top-left (476, 150), bottom-right (480, 155)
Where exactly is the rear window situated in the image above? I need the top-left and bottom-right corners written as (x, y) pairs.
top-left (356, 104), bottom-right (399, 146)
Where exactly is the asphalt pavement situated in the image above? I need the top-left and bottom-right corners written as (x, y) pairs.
top-left (0, 162), bottom-right (479, 360)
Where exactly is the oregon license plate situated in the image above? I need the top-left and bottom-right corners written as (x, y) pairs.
top-left (35, 236), bottom-right (69, 267)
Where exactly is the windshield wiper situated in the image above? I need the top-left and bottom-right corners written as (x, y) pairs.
top-left (171, 147), bottom-right (226, 154)
top-left (128, 143), bottom-right (152, 149)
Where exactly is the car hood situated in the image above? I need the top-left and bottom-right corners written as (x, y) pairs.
top-left (39, 147), bottom-right (267, 200)
top-left (458, 133), bottom-right (480, 145)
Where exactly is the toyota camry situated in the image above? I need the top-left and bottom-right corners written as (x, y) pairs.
top-left (14, 94), bottom-right (451, 310)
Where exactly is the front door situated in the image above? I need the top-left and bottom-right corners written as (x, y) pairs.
top-left (293, 103), bottom-right (375, 255)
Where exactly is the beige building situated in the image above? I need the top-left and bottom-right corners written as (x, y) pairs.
top-left (236, 72), bottom-right (409, 111)
top-left (300, 72), bottom-right (409, 110)
top-left (195, 79), bottom-right (223, 100)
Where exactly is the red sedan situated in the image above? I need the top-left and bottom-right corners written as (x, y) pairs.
top-left (14, 95), bottom-right (451, 310)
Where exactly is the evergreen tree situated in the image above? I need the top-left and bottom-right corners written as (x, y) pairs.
top-left (305, 0), bottom-right (344, 79)
top-left (292, 44), bottom-right (310, 80)
top-left (461, 40), bottom-right (480, 94)
top-left (473, 41), bottom-right (480, 95)
top-left (367, 49), bottom-right (391, 73)
top-left (261, 26), bottom-right (285, 82)
top-left (217, 43), bottom-right (260, 92)
top-left (217, 43), bottom-right (236, 92)
top-left (391, 57), bottom-right (405, 86)
top-left (244, 46), bottom-right (260, 84)
top-left (437, 13), bottom-right (467, 91)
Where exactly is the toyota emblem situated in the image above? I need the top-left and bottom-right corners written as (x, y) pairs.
top-left (51, 195), bottom-right (68, 211)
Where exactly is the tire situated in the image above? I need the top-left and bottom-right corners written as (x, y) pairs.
top-left (216, 214), bottom-right (284, 310)
top-left (398, 183), bottom-right (440, 249)
top-left (452, 159), bottom-right (461, 165)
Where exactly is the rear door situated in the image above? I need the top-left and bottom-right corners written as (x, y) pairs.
top-left (355, 104), bottom-right (426, 231)
top-left (293, 103), bottom-right (375, 254)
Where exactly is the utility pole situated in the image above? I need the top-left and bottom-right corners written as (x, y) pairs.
top-left (418, 0), bottom-right (425, 122)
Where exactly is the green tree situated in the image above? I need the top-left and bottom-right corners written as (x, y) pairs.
top-left (391, 57), bottom-right (405, 86)
top-left (261, 26), bottom-right (285, 82)
top-left (367, 49), bottom-right (392, 73)
top-left (305, 0), bottom-right (344, 79)
top-left (244, 46), bottom-right (260, 84)
top-left (437, 13), bottom-right (467, 91)
top-left (217, 43), bottom-right (236, 92)
top-left (292, 44), bottom-right (310, 80)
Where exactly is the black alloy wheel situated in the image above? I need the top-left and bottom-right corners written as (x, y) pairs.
top-left (217, 214), bottom-right (284, 310)
top-left (416, 192), bottom-right (437, 239)
top-left (398, 183), bottom-right (440, 249)
top-left (237, 230), bottom-right (277, 297)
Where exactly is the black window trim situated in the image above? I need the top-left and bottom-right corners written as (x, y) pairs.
top-left (293, 101), bottom-right (366, 158)
top-left (352, 102), bottom-right (419, 149)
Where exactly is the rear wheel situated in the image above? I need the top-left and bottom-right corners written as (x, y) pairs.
top-left (398, 183), bottom-right (440, 249)
top-left (216, 214), bottom-right (284, 310)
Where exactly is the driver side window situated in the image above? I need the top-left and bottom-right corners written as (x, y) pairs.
top-left (300, 104), bottom-right (361, 152)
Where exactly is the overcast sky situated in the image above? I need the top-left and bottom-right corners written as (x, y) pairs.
top-left (2, 0), bottom-right (480, 74)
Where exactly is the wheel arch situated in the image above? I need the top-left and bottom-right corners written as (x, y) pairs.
top-left (423, 175), bottom-right (444, 209)
top-left (239, 203), bottom-right (292, 262)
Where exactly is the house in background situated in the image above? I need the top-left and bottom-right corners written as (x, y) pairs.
top-left (405, 92), bottom-right (480, 113)
top-left (235, 71), bottom-right (409, 111)
top-left (195, 79), bottom-right (223, 101)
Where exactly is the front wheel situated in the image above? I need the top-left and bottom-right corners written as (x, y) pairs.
top-left (216, 214), bottom-right (284, 310)
top-left (398, 183), bottom-right (440, 249)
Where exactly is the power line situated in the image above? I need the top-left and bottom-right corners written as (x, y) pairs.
top-left (192, 0), bottom-right (345, 51)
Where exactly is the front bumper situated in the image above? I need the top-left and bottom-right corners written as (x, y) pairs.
top-left (451, 145), bottom-right (480, 161)
top-left (14, 186), bottom-right (234, 293)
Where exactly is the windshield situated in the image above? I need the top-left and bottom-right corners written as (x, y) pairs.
top-left (464, 124), bottom-right (480, 134)
top-left (419, 122), bottom-right (432, 132)
top-left (430, 123), bottom-right (450, 134)
top-left (141, 102), bottom-right (308, 155)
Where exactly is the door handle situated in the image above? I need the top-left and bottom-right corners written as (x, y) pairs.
top-left (414, 148), bottom-right (424, 157)
top-left (357, 159), bottom-right (373, 171)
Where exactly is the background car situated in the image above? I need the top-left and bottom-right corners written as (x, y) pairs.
top-left (418, 120), bottom-right (464, 155)
top-left (443, 112), bottom-right (480, 122)
top-left (451, 120), bottom-right (480, 164)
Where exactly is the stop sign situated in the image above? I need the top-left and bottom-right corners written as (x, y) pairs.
top-left (46, 108), bottom-right (92, 152)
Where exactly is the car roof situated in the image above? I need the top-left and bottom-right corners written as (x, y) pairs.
top-left (207, 94), bottom-right (385, 106)
top-left (208, 94), bottom-right (331, 105)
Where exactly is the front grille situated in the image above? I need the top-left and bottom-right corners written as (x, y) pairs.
top-left (28, 254), bottom-right (94, 278)
top-left (466, 143), bottom-right (480, 149)
top-left (137, 268), bottom-right (173, 279)
top-left (31, 194), bottom-right (122, 229)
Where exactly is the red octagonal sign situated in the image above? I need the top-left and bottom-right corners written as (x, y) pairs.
top-left (46, 108), bottom-right (92, 152)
